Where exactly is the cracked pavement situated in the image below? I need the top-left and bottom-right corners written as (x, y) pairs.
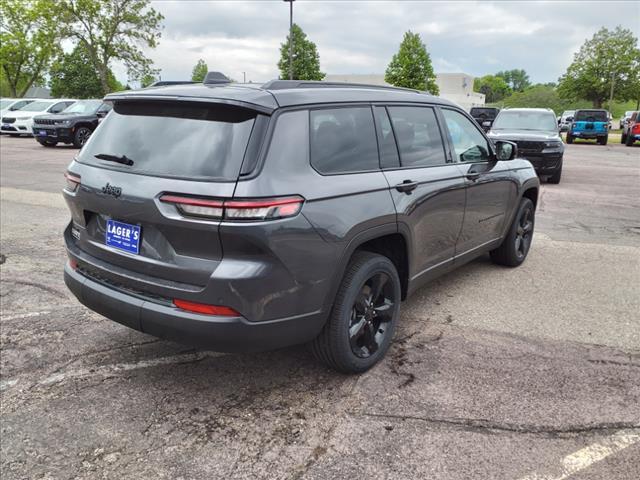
top-left (1, 137), bottom-right (639, 479)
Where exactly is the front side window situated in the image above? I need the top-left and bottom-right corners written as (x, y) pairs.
top-left (442, 109), bottom-right (491, 163)
top-left (310, 107), bottom-right (379, 174)
top-left (387, 106), bottom-right (446, 168)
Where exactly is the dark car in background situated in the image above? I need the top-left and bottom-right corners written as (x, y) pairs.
top-left (62, 76), bottom-right (539, 373)
top-left (488, 108), bottom-right (564, 184)
top-left (622, 111), bottom-right (640, 146)
top-left (566, 109), bottom-right (609, 145)
top-left (470, 106), bottom-right (500, 132)
top-left (33, 99), bottom-right (112, 148)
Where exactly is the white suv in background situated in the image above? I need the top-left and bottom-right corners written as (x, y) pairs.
top-left (0, 98), bottom-right (37, 125)
top-left (1, 99), bottom-right (76, 136)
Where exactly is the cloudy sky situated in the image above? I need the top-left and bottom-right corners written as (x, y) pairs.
top-left (122, 0), bottom-right (639, 84)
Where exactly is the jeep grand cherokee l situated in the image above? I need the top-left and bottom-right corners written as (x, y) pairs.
top-left (33, 99), bottom-right (112, 148)
top-left (488, 108), bottom-right (564, 184)
top-left (63, 76), bottom-right (539, 373)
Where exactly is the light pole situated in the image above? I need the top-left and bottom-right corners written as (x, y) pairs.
top-left (283, 0), bottom-right (295, 80)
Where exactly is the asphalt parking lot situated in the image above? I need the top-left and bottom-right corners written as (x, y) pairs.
top-left (1, 135), bottom-right (639, 479)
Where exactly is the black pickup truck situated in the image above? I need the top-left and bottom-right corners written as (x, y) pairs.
top-left (32, 99), bottom-right (112, 148)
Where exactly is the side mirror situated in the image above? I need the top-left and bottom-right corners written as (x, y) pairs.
top-left (495, 140), bottom-right (517, 161)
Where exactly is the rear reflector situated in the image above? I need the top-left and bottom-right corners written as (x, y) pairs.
top-left (160, 194), bottom-right (304, 221)
top-left (173, 299), bottom-right (240, 316)
top-left (69, 258), bottom-right (78, 270)
top-left (64, 172), bottom-right (81, 192)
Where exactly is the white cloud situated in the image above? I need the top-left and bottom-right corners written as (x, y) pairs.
top-left (104, 0), bottom-right (640, 85)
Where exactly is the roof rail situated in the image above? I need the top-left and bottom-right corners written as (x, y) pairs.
top-left (261, 80), bottom-right (426, 94)
top-left (204, 71), bottom-right (232, 85)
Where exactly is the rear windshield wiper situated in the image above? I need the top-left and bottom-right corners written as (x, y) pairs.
top-left (94, 153), bottom-right (134, 166)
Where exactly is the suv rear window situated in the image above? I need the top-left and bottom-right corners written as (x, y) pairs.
top-left (574, 110), bottom-right (607, 122)
top-left (77, 101), bottom-right (257, 181)
top-left (309, 107), bottom-right (379, 174)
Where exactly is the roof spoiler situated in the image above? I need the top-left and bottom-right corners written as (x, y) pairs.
top-left (204, 71), bottom-right (232, 85)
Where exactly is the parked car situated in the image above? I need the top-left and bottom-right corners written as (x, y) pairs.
top-left (0, 98), bottom-right (37, 130)
top-left (566, 109), bottom-right (609, 145)
top-left (62, 76), bottom-right (539, 373)
top-left (622, 111), bottom-right (640, 146)
top-left (1, 99), bottom-right (76, 136)
top-left (558, 110), bottom-right (575, 132)
top-left (487, 108), bottom-right (564, 184)
top-left (621, 110), bottom-right (636, 130)
top-left (33, 99), bottom-right (112, 148)
top-left (469, 107), bottom-right (500, 132)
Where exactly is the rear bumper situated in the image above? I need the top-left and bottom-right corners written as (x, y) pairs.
top-left (570, 131), bottom-right (607, 139)
top-left (64, 262), bottom-right (326, 352)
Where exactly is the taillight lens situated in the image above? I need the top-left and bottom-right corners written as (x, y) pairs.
top-left (173, 299), bottom-right (240, 316)
top-left (159, 194), bottom-right (304, 221)
top-left (632, 123), bottom-right (640, 134)
top-left (64, 172), bottom-right (81, 192)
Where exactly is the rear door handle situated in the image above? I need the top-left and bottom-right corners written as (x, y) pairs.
top-left (395, 180), bottom-right (418, 193)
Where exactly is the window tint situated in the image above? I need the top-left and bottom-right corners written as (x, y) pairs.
top-left (373, 106), bottom-right (400, 168)
top-left (442, 109), bottom-right (491, 163)
top-left (310, 107), bottom-right (379, 174)
top-left (387, 106), bottom-right (446, 168)
top-left (77, 101), bottom-right (256, 181)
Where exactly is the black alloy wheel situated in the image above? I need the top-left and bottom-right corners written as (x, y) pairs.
top-left (348, 272), bottom-right (396, 358)
top-left (514, 204), bottom-right (534, 261)
top-left (73, 127), bottom-right (92, 148)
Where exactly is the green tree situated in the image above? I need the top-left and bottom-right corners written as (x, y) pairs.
top-left (557, 26), bottom-right (640, 108)
top-left (0, 0), bottom-right (67, 97)
top-left (60, 0), bottom-right (164, 95)
top-left (496, 69), bottom-right (531, 92)
top-left (191, 59), bottom-right (208, 82)
top-left (49, 45), bottom-right (121, 98)
top-left (497, 85), bottom-right (591, 115)
top-left (385, 31), bottom-right (439, 94)
top-left (277, 24), bottom-right (324, 80)
top-left (140, 72), bottom-right (157, 88)
top-left (474, 75), bottom-right (512, 103)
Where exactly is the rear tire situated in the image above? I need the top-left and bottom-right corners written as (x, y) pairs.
top-left (626, 134), bottom-right (635, 146)
top-left (621, 133), bottom-right (626, 144)
top-left (598, 135), bottom-right (608, 145)
top-left (490, 198), bottom-right (535, 267)
top-left (310, 251), bottom-right (401, 374)
top-left (566, 134), bottom-right (573, 144)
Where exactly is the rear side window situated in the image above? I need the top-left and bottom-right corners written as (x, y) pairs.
top-left (77, 101), bottom-right (257, 181)
top-left (310, 107), bottom-right (379, 174)
top-left (387, 106), bottom-right (447, 168)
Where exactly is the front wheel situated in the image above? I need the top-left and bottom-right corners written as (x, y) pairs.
top-left (566, 134), bottom-right (573, 144)
top-left (490, 198), bottom-right (535, 267)
top-left (73, 126), bottom-right (92, 148)
top-left (598, 135), bottom-right (608, 145)
top-left (621, 133), bottom-right (627, 144)
top-left (310, 252), bottom-right (401, 373)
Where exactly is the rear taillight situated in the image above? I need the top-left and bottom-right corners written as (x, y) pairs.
top-left (632, 124), bottom-right (640, 134)
top-left (173, 299), bottom-right (240, 316)
top-left (160, 194), bottom-right (304, 221)
top-left (64, 172), bottom-right (81, 192)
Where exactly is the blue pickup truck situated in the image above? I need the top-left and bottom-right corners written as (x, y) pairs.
top-left (566, 109), bottom-right (609, 145)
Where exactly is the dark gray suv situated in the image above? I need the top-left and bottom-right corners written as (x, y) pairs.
top-left (63, 76), bottom-right (540, 373)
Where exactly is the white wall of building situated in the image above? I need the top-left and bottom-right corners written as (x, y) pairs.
top-left (324, 73), bottom-right (485, 111)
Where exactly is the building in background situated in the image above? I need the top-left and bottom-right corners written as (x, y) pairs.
top-left (324, 73), bottom-right (485, 111)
